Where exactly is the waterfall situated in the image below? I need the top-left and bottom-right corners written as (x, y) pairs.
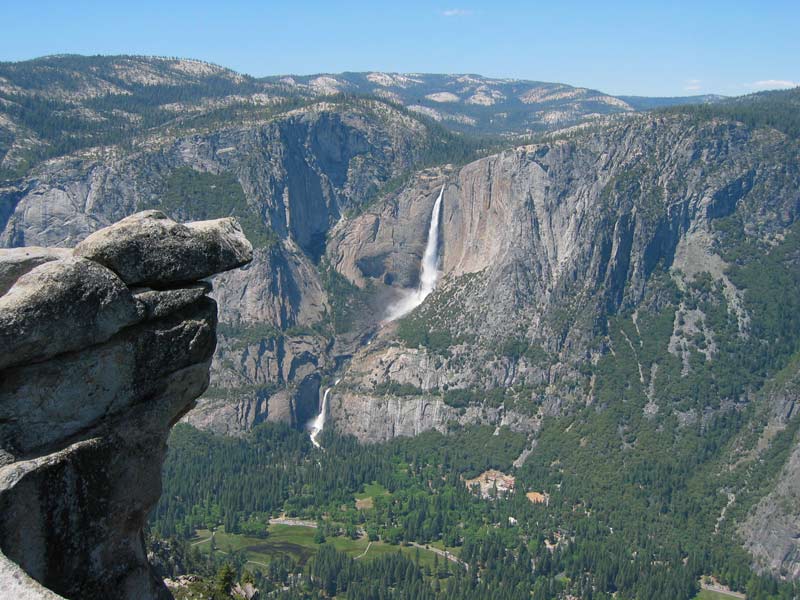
top-left (309, 378), bottom-right (340, 449)
top-left (385, 185), bottom-right (444, 321)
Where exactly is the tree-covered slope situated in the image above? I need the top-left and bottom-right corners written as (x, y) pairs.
top-left (660, 86), bottom-right (800, 138)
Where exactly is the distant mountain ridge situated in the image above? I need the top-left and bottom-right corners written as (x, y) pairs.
top-left (618, 94), bottom-right (726, 110)
top-left (0, 54), bottom-right (726, 178)
top-left (265, 71), bottom-right (641, 133)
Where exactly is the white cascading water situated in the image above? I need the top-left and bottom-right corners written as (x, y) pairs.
top-left (309, 378), bottom-right (340, 449)
top-left (385, 185), bottom-right (445, 321)
top-left (309, 186), bottom-right (445, 448)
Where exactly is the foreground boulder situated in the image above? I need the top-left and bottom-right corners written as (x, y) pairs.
top-left (0, 212), bottom-right (252, 600)
top-left (0, 247), bottom-right (71, 297)
top-left (74, 210), bottom-right (253, 286)
top-left (0, 258), bottom-right (141, 371)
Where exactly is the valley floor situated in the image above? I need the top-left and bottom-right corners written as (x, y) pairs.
top-left (191, 523), bottom-right (456, 576)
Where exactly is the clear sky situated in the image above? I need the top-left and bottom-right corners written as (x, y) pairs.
top-left (1, 1), bottom-right (798, 97)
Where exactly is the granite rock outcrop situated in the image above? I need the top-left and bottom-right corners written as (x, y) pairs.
top-left (0, 212), bottom-right (252, 599)
top-left (740, 363), bottom-right (800, 580)
top-left (0, 100), bottom-right (432, 436)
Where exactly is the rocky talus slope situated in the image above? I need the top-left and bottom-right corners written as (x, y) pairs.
top-left (0, 211), bottom-right (252, 599)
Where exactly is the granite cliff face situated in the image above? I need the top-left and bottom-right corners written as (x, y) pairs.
top-left (326, 115), bottom-right (799, 441)
top-left (0, 211), bottom-right (252, 599)
top-left (322, 111), bottom-right (800, 578)
top-left (1, 98), bottom-right (436, 436)
top-left (3, 61), bottom-right (800, 583)
top-left (3, 107), bottom-right (798, 446)
top-left (739, 362), bottom-right (800, 580)
top-left (1, 102), bottom-right (426, 249)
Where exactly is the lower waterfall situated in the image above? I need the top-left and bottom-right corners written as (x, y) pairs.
top-left (309, 379), bottom-right (340, 449)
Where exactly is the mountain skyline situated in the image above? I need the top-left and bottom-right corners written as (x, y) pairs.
top-left (5, 51), bottom-right (796, 106)
top-left (1, 0), bottom-right (798, 97)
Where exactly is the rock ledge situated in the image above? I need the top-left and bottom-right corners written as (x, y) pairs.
top-left (0, 212), bottom-right (252, 600)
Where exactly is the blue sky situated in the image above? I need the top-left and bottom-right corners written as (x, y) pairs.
top-left (1, 1), bottom-right (798, 97)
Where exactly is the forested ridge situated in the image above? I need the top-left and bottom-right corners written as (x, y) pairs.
top-left (0, 55), bottom-right (519, 183)
top-left (660, 87), bottom-right (800, 138)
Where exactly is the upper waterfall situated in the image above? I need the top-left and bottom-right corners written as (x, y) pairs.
top-left (385, 185), bottom-right (444, 321)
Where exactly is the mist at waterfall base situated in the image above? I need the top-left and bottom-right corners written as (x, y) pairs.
top-left (385, 185), bottom-right (445, 322)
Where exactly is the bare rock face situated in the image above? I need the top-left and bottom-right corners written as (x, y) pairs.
top-left (212, 245), bottom-right (329, 329)
top-left (186, 332), bottom-right (329, 435)
top-left (74, 210), bottom-right (253, 286)
top-left (0, 247), bottom-right (71, 297)
top-left (1, 103), bottom-right (428, 435)
top-left (740, 364), bottom-right (800, 580)
top-left (328, 170), bottom-right (449, 289)
top-left (742, 441), bottom-right (800, 580)
top-left (325, 116), bottom-right (800, 444)
top-left (0, 212), bottom-right (252, 599)
top-left (0, 258), bottom-right (141, 371)
top-left (331, 388), bottom-right (456, 442)
top-left (328, 335), bottom-right (547, 443)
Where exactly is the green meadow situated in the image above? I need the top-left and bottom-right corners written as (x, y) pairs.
top-left (192, 523), bottom-right (449, 573)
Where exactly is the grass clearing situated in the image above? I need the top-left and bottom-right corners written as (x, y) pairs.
top-left (355, 497), bottom-right (374, 509)
top-left (694, 590), bottom-right (745, 600)
top-left (193, 526), bottom-right (319, 566)
top-left (355, 481), bottom-right (391, 510)
top-left (192, 524), bottom-right (448, 572)
top-left (355, 481), bottom-right (390, 500)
